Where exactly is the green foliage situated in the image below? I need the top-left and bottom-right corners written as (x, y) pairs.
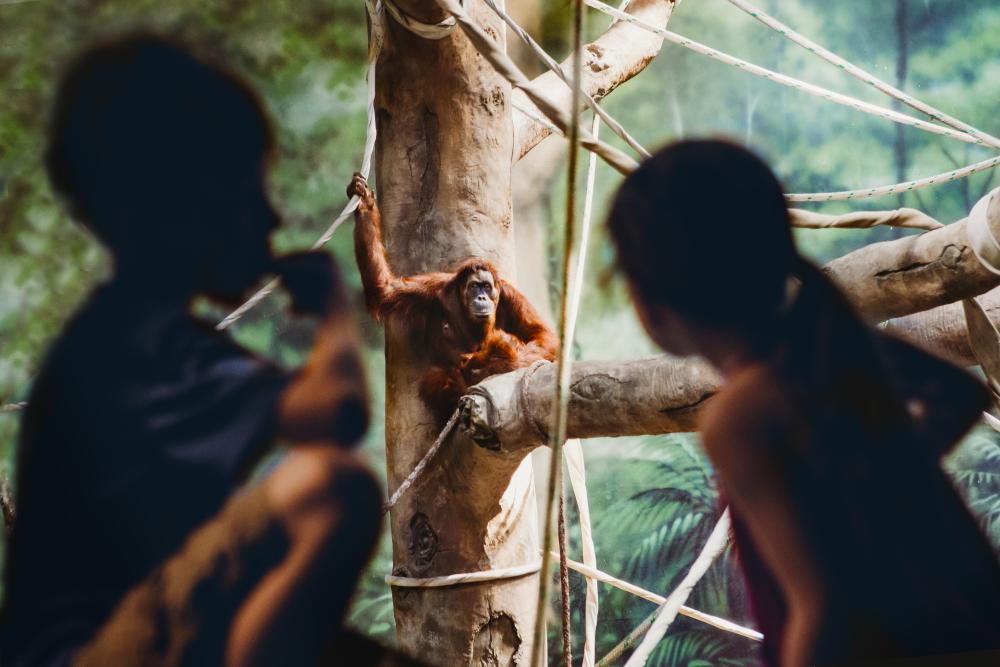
top-left (648, 629), bottom-right (752, 667)
top-left (944, 427), bottom-right (1000, 549)
top-left (577, 437), bottom-right (759, 665)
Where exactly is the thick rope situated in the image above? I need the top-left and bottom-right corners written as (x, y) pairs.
top-left (558, 493), bottom-right (573, 667)
top-left (482, 0), bottom-right (649, 159)
top-left (565, 440), bottom-right (599, 666)
top-left (218, 3), bottom-right (382, 331)
top-left (381, 409), bottom-right (539, 591)
top-left (560, 105), bottom-right (611, 667)
top-left (584, 0), bottom-right (981, 147)
top-left (516, 85), bottom-right (997, 206)
top-left (624, 509), bottom-right (733, 667)
top-left (496, 0), bottom-right (996, 209)
top-left (788, 207), bottom-right (943, 231)
top-left (382, 0), bottom-right (457, 40)
top-left (385, 561), bottom-right (541, 588)
top-left (984, 412), bottom-right (1000, 433)
top-left (725, 0), bottom-right (1000, 150)
top-left (435, 0), bottom-right (638, 178)
top-left (786, 154), bottom-right (1000, 203)
top-left (383, 409), bottom-right (459, 512)
top-left (530, 0), bottom-right (586, 663)
top-left (513, 99), bottom-right (562, 135)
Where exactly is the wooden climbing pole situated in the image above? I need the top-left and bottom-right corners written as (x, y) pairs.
top-left (372, 0), bottom-right (676, 662)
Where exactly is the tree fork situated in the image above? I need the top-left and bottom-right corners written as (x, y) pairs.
top-left (373, 0), bottom-right (679, 662)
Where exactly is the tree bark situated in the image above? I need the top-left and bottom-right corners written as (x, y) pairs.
top-left (459, 357), bottom-right (721, 449)
top-left (375, 4), bottom-right (541, 664)
top-left (372, 1), bottom-right (679, 662)
top-left (825, 189), bottom-right (1000, 322)
top-left (884, 286), bottom-right (1000, 366)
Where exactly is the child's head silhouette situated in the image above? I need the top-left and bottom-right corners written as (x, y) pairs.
top-left (46, 35), bottom-right (279, 302)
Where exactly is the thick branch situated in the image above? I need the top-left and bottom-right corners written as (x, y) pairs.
top-left (513, 0), bottom-right (674, 160)
top-left (884, 286), bottom-right (1000, 366)
top-left (458, 357), bottom-right (720, 450)
top-left (826, 189), bottom-right (1000, 322)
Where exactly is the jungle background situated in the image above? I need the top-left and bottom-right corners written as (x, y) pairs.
top-left (2, 0), bottom-right (999, 665)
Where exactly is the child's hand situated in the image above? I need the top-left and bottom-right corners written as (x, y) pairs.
top-left (272, 251), bottom-right (348, 317)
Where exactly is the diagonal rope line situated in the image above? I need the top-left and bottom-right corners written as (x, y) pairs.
top-left (584, 0), bottom-right (982, 146)
top-left (511, 85), bottom-right (995, 204)
top-left (787, 154), bottom-right (1000, 203)
top-left (513, 99), bottom-right (562, 135)
top-left (531, 0), bottom-right (586, 663)
top-left (218, 1), bottom-right (382, 331)
top-left (562, 112), bottom-right (605, 667)
top-left (482, 0), bottom-right (650, 159)
top-left (552, 549), bottom-right (762, 642)
top-left (564, 440), bottom-right (599, 665)
top-left (435, 0), bottom-right (639, 177)
top-left (383, 409), bottom-right (459, 512)
top-left (624, 509), bottom-right (733, 667)
top-left (381, 0), bottom-right (457, 39)
top-left (478, 0), bottom-right (997, 206)
top-left (725, 0), bottom-right (1000, 150)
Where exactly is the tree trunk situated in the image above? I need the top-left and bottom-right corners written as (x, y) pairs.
top-left (373, 1), bottom-right (677, 663)
top-left (376, 4), bottom-right (540, 664)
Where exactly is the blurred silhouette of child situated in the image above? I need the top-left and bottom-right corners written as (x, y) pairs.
top-left (609, 140), bottom-right (1000, 666)
top-left (2, 35), bottom-right (417, 667)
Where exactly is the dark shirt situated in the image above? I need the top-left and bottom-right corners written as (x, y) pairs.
top-left (731, 333), bottom-right (1000, 666)
top-left (1, 282), bottom-right (289, 666)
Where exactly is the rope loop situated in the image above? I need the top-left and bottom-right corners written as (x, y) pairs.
top-left (383, 0), bottom-right (458, 39)
top-left (385, 561), bottom-right (541, 588)
top-left (966, 189), bottom-right (1000, 275)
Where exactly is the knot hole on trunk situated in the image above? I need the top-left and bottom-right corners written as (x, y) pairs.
top-left (408, 512), bottom-right (438, 573)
